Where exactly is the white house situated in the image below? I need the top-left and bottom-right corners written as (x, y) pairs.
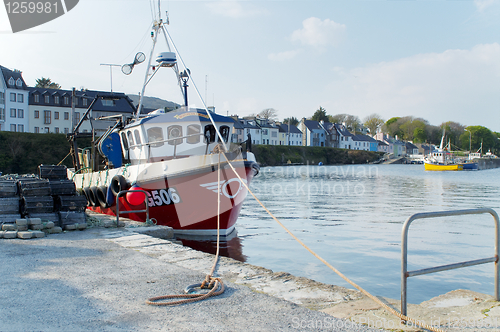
top-left (279, 123), bottom-right (303, 146)
top-left (28, 88), bottom-right (136, 135)
top-left (0, 66), bottom-right (29, 132)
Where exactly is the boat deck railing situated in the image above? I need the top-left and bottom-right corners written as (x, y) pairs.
top-left (401, 208), bottom-right (500, 318)
top-left (116, 189), bottom-right (150, 226)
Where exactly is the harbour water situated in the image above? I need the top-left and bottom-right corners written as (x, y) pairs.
top-left (181, 164), bottom-right (500, 304)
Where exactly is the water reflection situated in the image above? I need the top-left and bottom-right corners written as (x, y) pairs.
top-left (182, 164), bottom-right (500, 304)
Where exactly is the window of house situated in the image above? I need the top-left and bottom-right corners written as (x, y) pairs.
top-left (0, 92), bottom-right (4, 103)
top-left (8, 77), bottom-right (14, 86)
top-left (187, 124), bottom-right (201, 144)
top-left (34, 94), bottom-right (39, 103)
top-left (102, 99), bottom-right (114, 107)
top-left (17, 109), bottom-right (23, 118)
top-left (10, 93), bottom-right (16, 102)
top-left (18, 94), bottom-right (23, 103)
top-left (64, 112), bottom-right (69, 120)
top-left (0, 108), bottom-right (4, 120)
top-left (64, 96), bottom-right (69, 105)
top-left (82, 98), bottom-right (87, 106)
top-left (44, 110), bottom-right (51, 124)
top-left (167, 125), bottom-right (182, 145)
top-left (54, 96), bottom-right (59, 104)
top-left (10, 124), bottom-right (16, 132)
top-left (10, 108), bottom-right (16, 117)
top-left (16, 78), bottom-right (22, 87)
top-left (147, 127), bottom-right (164, 147)
top-left (54, 111), bottom-right (59, 120)
top-left (134, 129), bottom-right (142, 146)
top-left (34, 110), bottom-right (39, 118)
top-left (55, 127), bottom-right (59, 133)
top-left (18, 124), bottom-right (24, 132)
top-left (44, 127), bottom-right (49, 133)
top-left (74, 112), bottom-right (80, 123)
top-left (44, 95), bottom-right (50, 103)
top-left (34, 127), bottom-right (39, 133)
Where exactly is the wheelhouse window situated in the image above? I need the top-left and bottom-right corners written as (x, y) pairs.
top-left (127, 131), bottom-right (134, 147)
top-left (121, 132), bottom-right (129, 151)
top-left (218, 125), bottom-right (230, 143)
top-left (147, 127), bottom-right (164, 147)
top-left (187, 124), bottom-right (201, 144)
top-left (134, 129), bottom-right (142, 146)
top-left (167, 125), bottom-right (183, 146)
top-left (204, 125), bottom-right (216, 143)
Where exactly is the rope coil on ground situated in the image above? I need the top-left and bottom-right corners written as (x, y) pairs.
top-left (146, 149), bottom-right (224, 306)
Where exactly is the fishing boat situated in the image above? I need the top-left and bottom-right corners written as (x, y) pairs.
top-left (67, 10), bottom-right (259, 235)
top-left (424, 129), bottom-right (463, 171)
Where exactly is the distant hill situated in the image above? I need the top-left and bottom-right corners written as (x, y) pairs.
top-left (127, 94), bottom-right (180, 112)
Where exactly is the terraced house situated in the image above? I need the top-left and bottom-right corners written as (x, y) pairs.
top-left (0, 65), bottom-right (29, 132)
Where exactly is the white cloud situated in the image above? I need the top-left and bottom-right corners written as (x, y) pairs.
top-left (290, 17), bottom-right (346, 48)
top-left (325, 43), bottom-right (500, 129)
top-left (268, 50), bottom-right (301, 61)
top-left (206, 1), bottom-right (265, 18)
top-left (474, 0), bottom-right (498, 12)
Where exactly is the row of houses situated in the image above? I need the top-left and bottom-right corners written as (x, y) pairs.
top-left (1, 65), bottom-right (428, 157)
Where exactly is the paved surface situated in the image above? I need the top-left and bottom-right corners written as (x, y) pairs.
top-left (0, 226), bottom-right (381, 332)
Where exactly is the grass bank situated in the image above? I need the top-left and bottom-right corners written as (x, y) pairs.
top-left (251, 145), bottom-right (383, 166)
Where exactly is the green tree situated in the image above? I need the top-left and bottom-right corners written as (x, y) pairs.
top-left (35, 77), bottom-right (61, 89)
top-left (383, 117), bottom-right (403, 138)
top-left (440, 121), bottom-right (465, 149)
top-left (459, 126), bottom-right (497, 152)
top-left (363, 114), bottom-right (384, 136)
top-left (311, 106), bottom-right (329, 122)
top-left (283, 117), bottom-right (299, 126)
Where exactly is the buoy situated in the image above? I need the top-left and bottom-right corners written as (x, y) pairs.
top-left (126, 184), bottom-right (146, 206)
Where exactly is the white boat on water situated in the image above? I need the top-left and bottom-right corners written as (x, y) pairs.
top-left (68, 9), bottom-right (259, 235)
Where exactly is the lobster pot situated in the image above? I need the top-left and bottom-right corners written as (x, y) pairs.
top-left (28, 213), bottom-right (60, 225)
top-left (57, 195), bottom-right (87, 212)
top-left (0, 214), bottom-right (22, 224)
top-left (39, 165), bottom-right (68, 180)
top-left (18, 179), bottom-right (51, 196)
top-left (49, 180), bottom-right (77, 196)
top-left (0, 180), bottom-right (18, 197)
top-left (0, 197), bottom-right (21, 215)
top-left (59, 211), bottom-right (86, 226)
top-left (22, 196), bottom-right (54, 214)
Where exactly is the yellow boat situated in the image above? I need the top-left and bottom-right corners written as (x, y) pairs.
top-left (424, 162), bottom-right (463, 171)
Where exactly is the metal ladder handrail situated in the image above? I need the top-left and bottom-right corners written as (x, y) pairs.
top-left (116, 189), bottom-right (150, 226)
top-left (401, 208), bottom-right (499, 317)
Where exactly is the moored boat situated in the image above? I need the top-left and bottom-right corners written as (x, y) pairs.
top-left (67, 10), bottom-right (259, 235)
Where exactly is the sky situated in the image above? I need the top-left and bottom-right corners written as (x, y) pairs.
top-left (1, 0), bottom-right (499, 132)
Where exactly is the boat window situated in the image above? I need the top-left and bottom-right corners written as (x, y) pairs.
top-left (127, 131), bottom-right (134, 146)
top-left (121, 132), bottom-right (129, 150)
top-left (204, 125), bottom-right (216, 143)
top-left (134, 129), bottom-right (142, 146)
top-left (167, 125), bottom-right (183, 145)
top-left (187, 124), bottom-right (201, 144)
top-left (218, 125), bottom-right (230, 143)
top-left (147, 127), bottom-right (164, 147)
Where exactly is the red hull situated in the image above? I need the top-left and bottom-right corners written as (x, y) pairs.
top-left (87, 161), bottom-right (257, 234)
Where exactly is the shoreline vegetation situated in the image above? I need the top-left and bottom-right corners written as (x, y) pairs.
top-left (0, 132), bottom-right (383, 174)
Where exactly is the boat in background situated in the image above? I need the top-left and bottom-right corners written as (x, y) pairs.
top-left (67, 8), bottom-right (259, 235)
top-left (424, 129), bottom-right (463, 171)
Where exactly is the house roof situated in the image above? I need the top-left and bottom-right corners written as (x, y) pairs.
top-left (231, 118), bottom-right (245, 129)
top-left (333, 123), bottom-right (353, 137)
top-left (0, 65), bottom-right (27, 90)
top-left (353, 134), bottom-right (377, 142)
top-left (302, 120), bottom-right (326, 131)
top-left (377, 140), bottom-right (388, 146)
top-left (279, 124), bottom-right (302, 134)
top-left (405, 142), bottom-right (418, 150)
top-left (28, 87), bottom-right (136, 113)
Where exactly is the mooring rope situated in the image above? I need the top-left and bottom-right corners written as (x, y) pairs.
top-left (222, 152), bottom-right (445, 332)
top-left (146, 149), bottom-right (225, 306)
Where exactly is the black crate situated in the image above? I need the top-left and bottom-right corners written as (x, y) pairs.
top-left (0, 180), bottom-right (18, 197)
top-left (39, 165), bottom-right (68, 180)
top-left (22, 196), bottom-right (54, 214)
top-left (18, 179), bottom-right (51, 196)
top-left (0, 197), bottom-right (21, 214)
top-left (49, 180), bottom-right (77, 196)
top-left (56, 195), bottom-right (87, 212)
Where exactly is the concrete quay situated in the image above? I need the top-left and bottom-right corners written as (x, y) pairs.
top-left (2, 211), bottom-right (500, 331)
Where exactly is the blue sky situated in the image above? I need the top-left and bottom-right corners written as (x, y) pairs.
top-left (1, 0), bottom-right (499, 131)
